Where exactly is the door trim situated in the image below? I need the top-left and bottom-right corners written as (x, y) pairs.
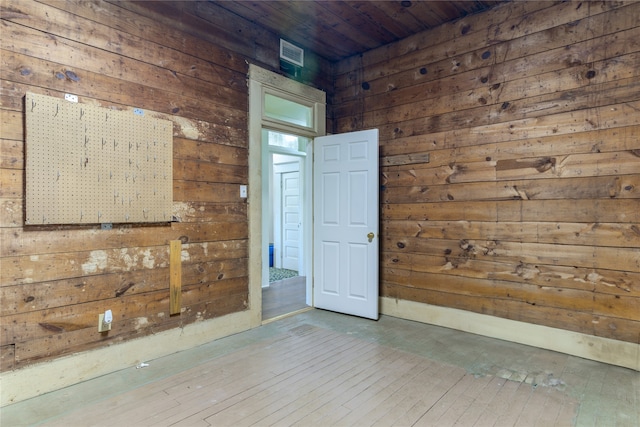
top-left (248, 65), bottom-right (326, 325)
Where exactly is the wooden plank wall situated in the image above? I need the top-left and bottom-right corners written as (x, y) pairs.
top-left (333, 1), bottom-right (640, 344)
top-left (0, 0), bottom-right (331, 372)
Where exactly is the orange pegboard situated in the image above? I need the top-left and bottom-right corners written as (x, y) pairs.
top-left (25, 92), bottom-right (173, 225)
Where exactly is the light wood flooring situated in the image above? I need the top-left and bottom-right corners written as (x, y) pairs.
top-left (262, 276), bottom-right (307, 321)
top-left (2, 310), bottom-right (638, 426)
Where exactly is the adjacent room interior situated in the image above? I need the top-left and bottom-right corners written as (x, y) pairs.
top-left (1, 0), bottom-right (638, 424)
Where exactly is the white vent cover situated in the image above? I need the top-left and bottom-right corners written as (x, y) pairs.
top-left (280, 39), bottom-right (304, 67)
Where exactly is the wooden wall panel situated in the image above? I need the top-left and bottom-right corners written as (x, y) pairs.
top-left (0, 0), bottom-right (330, 371)
top-left (334, 0), bottom-right (640, 344)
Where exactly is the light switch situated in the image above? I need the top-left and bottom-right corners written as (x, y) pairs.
top-left (240, 185), bottom-right (247, 198)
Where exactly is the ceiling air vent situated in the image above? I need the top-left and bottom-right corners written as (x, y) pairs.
top-left (280, 39), bottom-right (304, 67)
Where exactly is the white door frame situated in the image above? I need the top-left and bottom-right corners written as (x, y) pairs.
top-left (248, 65), bottom-right (326, 325)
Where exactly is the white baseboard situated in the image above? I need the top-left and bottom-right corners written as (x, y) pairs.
top-left (380, 297), bottom-right (640, 372)
top-left (0, 310), bottom-right (254, 407)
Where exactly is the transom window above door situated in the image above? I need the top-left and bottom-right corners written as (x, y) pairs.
top-left (264, 93), bottom-right (313, 128)
top-left (264, 129), bottom-right (310, 153)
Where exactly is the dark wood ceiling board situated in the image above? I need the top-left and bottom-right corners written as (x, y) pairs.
top-left (204, 0), bottom-right (265, 23)
top-left (283, 1), bottom-right (383, 50)
top-left (456, 1), bottom-right (484, 15)
top-left (460, 1), bottom-right (502, 16)
top-left (214, 0), bottom-right (357, 60)
top-left (267, 1), bottom-right (372, 57)
top-left (366, 1), bottom-right (430, 36)
top-left (187, 1), bottom-right (333, 84)
top-left (433, 0), bottom-right (476, 21)
top-left (442, 0), bottom-right (471, 17)
top-left (201, 0), bottom-right (509, 63)
top-left (403, 2), bottom-right (450, 28)
top-left (429, 1), bottom-right (469, 21)
top-left (185, 1), bottom-right (331, 84)
top-left (348, 1), bottom-right (419, 41)
top-left (317, 0), bottom-right (401, 48)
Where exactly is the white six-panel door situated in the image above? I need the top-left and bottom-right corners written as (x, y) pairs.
top-left (313, 129), bottom-right (379, 320)
top-left (281, 170), bottom-right (301, 271)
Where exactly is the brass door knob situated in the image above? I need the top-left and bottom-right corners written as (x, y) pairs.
top-left (367, 232), bottom-right (375, 242)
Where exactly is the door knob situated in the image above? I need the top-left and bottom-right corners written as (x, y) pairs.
top-left (367, 232), bottom-right (375, 242)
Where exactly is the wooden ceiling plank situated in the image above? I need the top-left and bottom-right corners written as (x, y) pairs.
top-left (291, 0), bottom-right (383, 50)
top-left (203, 0), bottom-right (265, 22)
top-left (200, 0), bottom-right (506, 62)
top-left (339, 0), bottom-right (402, 43)
top-left (368, 1), bottom-right (429, 35)
top-left (319, 0), bottom-right (403, 46)
top-left (430, 1), bottom-right (467, 22)
top-left (212, 0), bottom-right (355, 60)
top-left (403, 2), bottom-right (449, 29)
top-left (270, 1), bottom-right (368, 57)
top-left (349, 0), bottom-right (416, 41)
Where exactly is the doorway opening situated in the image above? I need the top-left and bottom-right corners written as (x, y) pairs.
top-left (248, 65), bottom-right (326, 325)
top-left (263, 131), bottom-right (309, 320)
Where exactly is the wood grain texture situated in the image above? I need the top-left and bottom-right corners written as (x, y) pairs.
top-left (2, 0), bottom-right (638, 375)
top-left (207, 0), bottom-right (502, 63)
top-left (336, 1), bottom-right (640, 343)
top-left (0, 0), bottom-right (334, 370)
top-left (169, 240), bottom-right (182, 316)
top-left (3, 323), bottom-right (586, 426)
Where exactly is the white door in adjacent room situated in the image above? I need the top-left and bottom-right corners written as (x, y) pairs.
top-left (281, 170), bottom-right (301, 271)
top-left (313, 129), bottom-right (379, 320)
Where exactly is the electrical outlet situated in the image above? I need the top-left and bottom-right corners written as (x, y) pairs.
top-left (98, 313), bottom-right (112, 332)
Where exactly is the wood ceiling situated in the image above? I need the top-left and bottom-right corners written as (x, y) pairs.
top-left (208, 1), bottom-right (506, 62)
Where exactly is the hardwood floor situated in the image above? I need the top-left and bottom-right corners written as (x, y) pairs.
top-left (262, 276), bottom-right (307, 321)
top-left (2, 310), bottom-right (638, 426)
